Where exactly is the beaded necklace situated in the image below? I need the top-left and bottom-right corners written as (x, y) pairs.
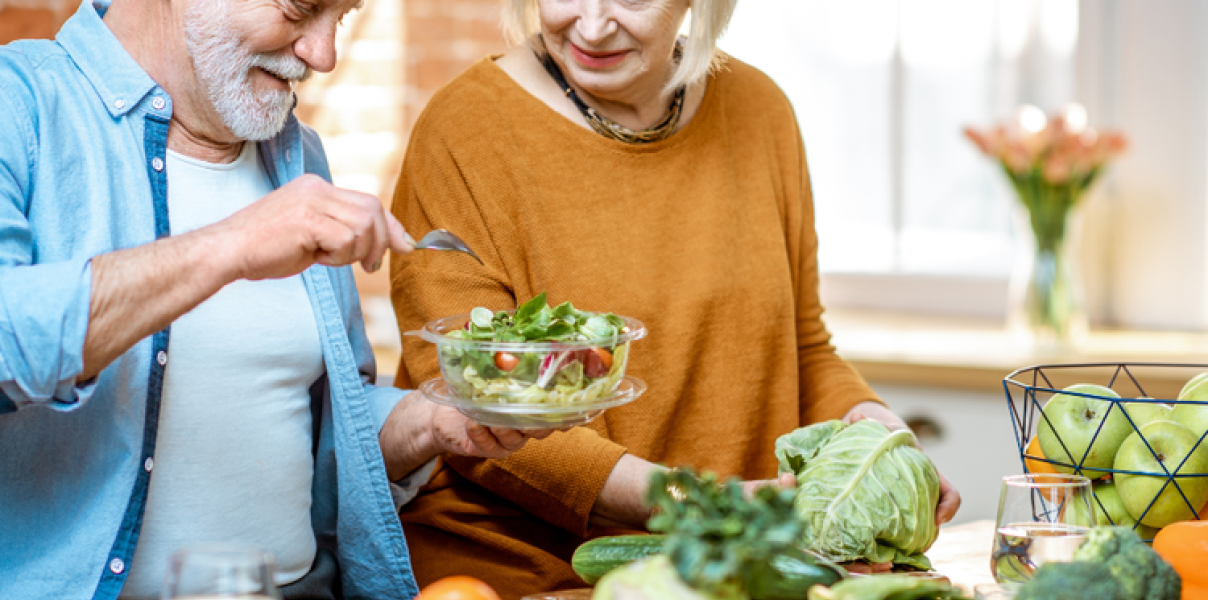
top-left (535, 36), bottom-right (686, 144)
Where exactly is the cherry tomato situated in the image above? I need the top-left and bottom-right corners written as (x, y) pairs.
top-left (494, 351), bottom-right (520, 372)
top-left (581, 347), bottom-right (613, 378)
top-left (591, 347), bottom-right (614, 370)
top-left (418, 576), bottom-right (502, 600)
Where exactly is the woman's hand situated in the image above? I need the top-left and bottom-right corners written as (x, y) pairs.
top-left (379, 391), bottom-right (558, 481)
top-left (739, 472), bottom-right (798, 498)
top-left (842, 401), bottom-right (963, 526)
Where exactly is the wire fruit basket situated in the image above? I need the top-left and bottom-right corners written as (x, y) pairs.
top-left (1004, 363), bottom-right (1208, 538)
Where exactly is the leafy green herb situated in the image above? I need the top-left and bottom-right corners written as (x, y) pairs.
top-left (451, 292), bottom-right (626, 343)
top-left (645, 469), bottom-right (804, 597)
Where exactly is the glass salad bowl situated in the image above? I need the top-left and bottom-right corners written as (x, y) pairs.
top-left (418, 376), bottom-right (647, 430)
top-left (415, 306), bottom-right (647, 405)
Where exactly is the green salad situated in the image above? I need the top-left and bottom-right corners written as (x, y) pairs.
top-left (438, 293), bottom-right (635, 405)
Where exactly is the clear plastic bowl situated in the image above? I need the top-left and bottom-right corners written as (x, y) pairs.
top-left (415, 311), bottom-right (647, 405)
top-left (419, 376), bottom-right (647, 430)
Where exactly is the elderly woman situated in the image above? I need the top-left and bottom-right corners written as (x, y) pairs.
top-left (389, 0), bottom-right (961, 596)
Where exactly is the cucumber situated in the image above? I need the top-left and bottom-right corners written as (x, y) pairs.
top-left (572, 535), bottom-right (666, 584)
top-left (742, 548), bottom-right (847, 600)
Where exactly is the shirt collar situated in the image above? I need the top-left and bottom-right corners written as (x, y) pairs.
top-left (56, 0), bottom-right (159, 119)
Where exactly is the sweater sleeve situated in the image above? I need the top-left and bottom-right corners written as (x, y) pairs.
top-left (788, 121), bottom-right (883, 424)
top-left (389, 104), bottom-right (629, 536)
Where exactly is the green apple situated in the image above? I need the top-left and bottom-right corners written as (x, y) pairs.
top-left (1171, 371), bottom-right (1208, 439)
top-left (1122, 399), bottom-right (1173, 430)
top-left (1038, 383), bottom-right (1128, 476)
top-left (1065, 480), bottom-right (1159, 538)
top-left (1114, 420), bottom-right (1208, 528)
top-left (1178, 371), bottom-right (1208, 399)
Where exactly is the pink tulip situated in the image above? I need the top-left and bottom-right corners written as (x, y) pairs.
top-left (1043, 154), bottom-right (1072, 184)
top-left (963, 128), bottom-right (993, 155)
top-left (963, 106), bottom-right (1126, 183)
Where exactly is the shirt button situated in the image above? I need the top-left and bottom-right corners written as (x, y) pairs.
top-left (152, 97), bottom-right (166, 110)
top-left (151, 157), bottom-right (164, 172)
top-left (285, 149), bottom-right (291, 163)
top-left (144, 457), bottom-right (154, 472)
top-left (114, 99), bottom-right (125, 110)
top-left (109, 557), bottom-right (125, 574)
top-left (156, 350), bottom-right (168, 366)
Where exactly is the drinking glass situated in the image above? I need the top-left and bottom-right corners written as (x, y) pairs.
top-left (161, 545), bottom-right (282, 600)
top-left (991, 473), bottom-right (1094, 585)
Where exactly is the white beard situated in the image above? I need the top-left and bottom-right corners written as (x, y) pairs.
top-left (184, 0), bottom-right (312, 141)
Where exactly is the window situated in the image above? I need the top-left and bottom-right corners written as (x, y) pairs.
top-left (720, 0), bottom-right (1081, 316)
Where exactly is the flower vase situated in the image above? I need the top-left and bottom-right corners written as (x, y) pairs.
top-left (1007, 201), bottom-right (1088, 352)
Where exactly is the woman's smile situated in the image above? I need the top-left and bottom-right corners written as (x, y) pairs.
top-left (569, 43), bottom-right (629, 69)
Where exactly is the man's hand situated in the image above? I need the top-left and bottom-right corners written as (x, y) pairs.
top-left (81, 176), bottom-right (413, 380)
top-left (216, 174), bottom-right (413, 280)
top-left (843, 401), bottom-right (963, 526)
top-left (379, 391), bottom-right (557, 482)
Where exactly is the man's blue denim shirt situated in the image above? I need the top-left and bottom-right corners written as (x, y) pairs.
top-left (0, 3), bottom-right (421, 599)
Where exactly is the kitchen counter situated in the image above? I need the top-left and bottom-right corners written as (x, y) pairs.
top-left (929, 519), bottom-right (997, 593)
top-left (827, 309), bottom-right (1208, 398)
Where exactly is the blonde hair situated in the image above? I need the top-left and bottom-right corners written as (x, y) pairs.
top-left (500, 0), bottom-right (737, 92)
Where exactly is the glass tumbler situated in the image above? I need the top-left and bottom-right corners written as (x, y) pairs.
top-left (991, 473), bottom-right (1094, 584)
top-left (161, 545), bottom-right (282, 600)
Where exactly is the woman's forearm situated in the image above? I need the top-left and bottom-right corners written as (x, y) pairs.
top-left (589, 453), bottom-right (664, 530)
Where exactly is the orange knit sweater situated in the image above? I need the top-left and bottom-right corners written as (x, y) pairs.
top-left (388, 56), bottom-right (880, 600)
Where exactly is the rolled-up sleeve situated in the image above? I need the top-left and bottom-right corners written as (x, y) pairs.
top-left (0, 91), bottom-right (96, 413)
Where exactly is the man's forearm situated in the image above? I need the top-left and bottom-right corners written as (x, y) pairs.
top-left (589, 454), bottom-right (663, 530)
top-left (379, 392), bottom-right (441, 482)
top-left (80, 227), bottom-right (237, 380)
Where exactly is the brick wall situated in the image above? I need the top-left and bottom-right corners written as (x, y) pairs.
top-left (401, 0), bottom-right (509, 138)
top-left (0, 7), bottom-right (71, 44)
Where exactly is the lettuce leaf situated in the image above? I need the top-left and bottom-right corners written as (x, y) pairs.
top-left (775, 420), bottom-right (940, 568)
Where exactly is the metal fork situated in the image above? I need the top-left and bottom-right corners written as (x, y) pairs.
top-left (412, 229), bottom-right (484, 264)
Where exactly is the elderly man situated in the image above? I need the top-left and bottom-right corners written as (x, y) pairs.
top-left (0, 1), bottom-right (541, 599)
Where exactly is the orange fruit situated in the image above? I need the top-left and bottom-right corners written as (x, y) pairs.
top-left (1152, 520), bottom-right (1208, 599)
top-left (418, 576), bottom-right (503, 600)
top-left (1024, 436), bottom-right (1059, 474)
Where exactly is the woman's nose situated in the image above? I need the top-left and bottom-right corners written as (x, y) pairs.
top-left (576, 0), bottom-right (618, 44)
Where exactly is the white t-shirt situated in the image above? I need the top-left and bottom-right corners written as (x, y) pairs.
top-left (121, 143), bottom-right (324, 599)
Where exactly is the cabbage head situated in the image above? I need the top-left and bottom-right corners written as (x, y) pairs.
top-left (775, 419), bottom-right (940, 569)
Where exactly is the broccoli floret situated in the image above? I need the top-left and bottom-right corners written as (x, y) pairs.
top-left (1072, 526), bottom-right (1181, 600)
top-left (1016, 562), bottom-right (1128, 600)
top-left (1017, 527), bottom-right (1180, 600)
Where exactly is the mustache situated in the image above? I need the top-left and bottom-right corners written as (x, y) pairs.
top-left (250, 52), bottom-right (312, 83)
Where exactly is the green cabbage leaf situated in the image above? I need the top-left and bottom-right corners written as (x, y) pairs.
top-left (775, 420), bottom-right (940, 569)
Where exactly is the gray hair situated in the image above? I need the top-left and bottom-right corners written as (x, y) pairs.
top-left (500, 0), bottom-right (737, 92)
